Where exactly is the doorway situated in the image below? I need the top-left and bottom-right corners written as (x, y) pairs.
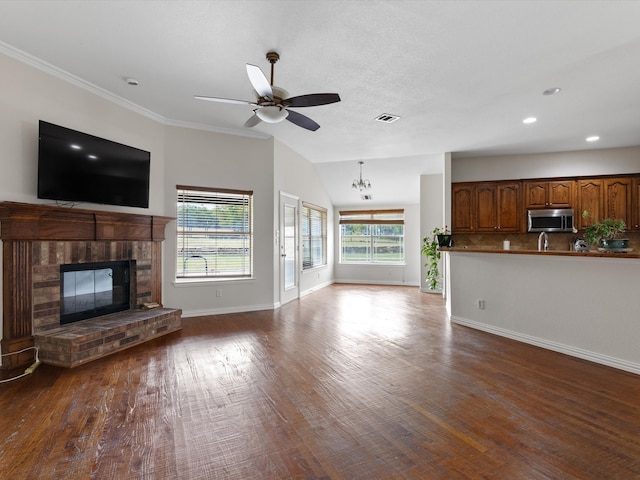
top-left (279, 192), bottom-right (299, 305)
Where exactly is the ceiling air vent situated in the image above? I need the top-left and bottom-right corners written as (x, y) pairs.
top-left (374, 113), bottom-right (400, 123)
top-left (361, 194), bottom-right (373, 200)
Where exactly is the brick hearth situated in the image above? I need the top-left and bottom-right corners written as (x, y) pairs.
top-left (35, 308), bottom-right (182, 368)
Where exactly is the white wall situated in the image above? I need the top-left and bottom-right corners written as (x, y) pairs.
top-left (452, 146), bottom-right (640, 183)
top-left (333, 203), bottom-right (421, 286)
top-left (162, 127), bottom-right (276, 317)
top-left (274, 140), bottom-right (334, 299)
top-left (419, 174), bottom-right (444, 292)
top-left (449, 251), bottom-right (640, 374)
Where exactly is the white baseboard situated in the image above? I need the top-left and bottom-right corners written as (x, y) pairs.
top-left (419, 288), bottom-right (443, 294)
top-left (300, 280), bottom-right (334, 298)
top-left (451, 315), bottom-right (640, 376)
top-left (181, 303), bottom-right (275, 318)
top-left (335, 279), bottom-right (420, 287)
top-left (181, 282), bottom-right (336, 317)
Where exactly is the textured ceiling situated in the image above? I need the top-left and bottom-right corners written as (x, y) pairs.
top-left (0, 1), bottom-right (639, 206)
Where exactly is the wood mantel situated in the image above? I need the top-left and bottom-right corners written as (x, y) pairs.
top-left (0, 201), bottom-right (173, 241)
top-left (0, 202), bottom-right (174, 370)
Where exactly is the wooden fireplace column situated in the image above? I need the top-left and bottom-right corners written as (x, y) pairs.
top-left (0, 202), bottom-right (174, 370)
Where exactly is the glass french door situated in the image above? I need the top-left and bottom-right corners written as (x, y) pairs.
top-left (279, 192), bottom-right (299, 305)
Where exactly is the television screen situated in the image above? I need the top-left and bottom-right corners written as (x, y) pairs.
top-left (38, 120), bottom-right (150, 208)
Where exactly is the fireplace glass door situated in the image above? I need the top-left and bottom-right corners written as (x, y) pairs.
top-left (60, 260), bottom-right (132, 324)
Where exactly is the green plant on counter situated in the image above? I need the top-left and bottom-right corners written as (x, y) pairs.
top-left (421, 226), bottom-right (449, 290)
top-left (581, 210), bottom-right (626, 245)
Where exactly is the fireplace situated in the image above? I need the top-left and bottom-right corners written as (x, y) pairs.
top-left (60, 260), bottom-right (133, 325)
top-left (0, 201), bottom-right (180, 370)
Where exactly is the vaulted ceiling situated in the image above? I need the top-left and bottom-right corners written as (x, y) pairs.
top-left (1, 1), bottom-right (639, 206)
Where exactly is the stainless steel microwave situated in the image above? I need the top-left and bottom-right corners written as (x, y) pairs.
top-left (527, 208), bottom-right (575, 232)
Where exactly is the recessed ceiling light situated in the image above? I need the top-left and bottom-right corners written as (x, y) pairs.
top-left (522, 117), bottom-right (537, 124)
top-left (543, 87), bottom-right (561, 95)
top-left (586, 135), bottom-right (600, 142)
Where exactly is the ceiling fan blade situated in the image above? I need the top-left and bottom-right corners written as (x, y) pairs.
top-left (285, 93), bottom-right (341, 108)
top-left (243, 113), bottom-right (262, 128)
top-left (194, 95), bottom-right (257, 106)
top-left (286, 109), bottom-right (320, 131)
top-left (246, 64), bottom-right (273, 99)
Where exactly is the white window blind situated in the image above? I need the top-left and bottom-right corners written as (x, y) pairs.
top-left (177, 185), bottom-right (253, 279)
top-left (302, 202), bottom-right (327, 270)
top-left (339, 209), bottom-right (405, 263)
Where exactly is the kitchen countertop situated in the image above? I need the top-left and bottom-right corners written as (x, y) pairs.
top-left (440, 247), bottom-right (640, 259)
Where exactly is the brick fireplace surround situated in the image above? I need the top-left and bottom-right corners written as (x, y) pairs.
top-left (0, 202), bottom-right (181, 369)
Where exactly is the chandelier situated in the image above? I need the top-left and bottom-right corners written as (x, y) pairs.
top-left (352, 161), bottom-right (372, 191)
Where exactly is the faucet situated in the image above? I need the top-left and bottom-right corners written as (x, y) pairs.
top-left (538, 231), bottom-right (549, 251)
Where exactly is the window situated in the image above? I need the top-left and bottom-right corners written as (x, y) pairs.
top-left (176, 185), bottom-right (253, 279)
top-left (301, 202), bottom-right (327, 269)
top-left (339, 209), bottom-right (404, 263)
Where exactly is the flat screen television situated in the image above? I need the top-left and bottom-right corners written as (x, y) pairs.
top-left (38, 120), bottom-right (151, 208)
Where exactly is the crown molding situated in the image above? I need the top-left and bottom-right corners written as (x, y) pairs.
top-left (0, 40), bottom-right (271, 141)
top-left (0, 40), bottom-right (167, 124)
top-left (164, 118), bottom-right (271, 140)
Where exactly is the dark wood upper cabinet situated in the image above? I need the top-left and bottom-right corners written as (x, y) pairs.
top-left (453, 174), bottom-right (639, 235)
top-left (577, 177), bottom-right (632, 230)
top-left (524, 180), bottom-right (574, 209)
top-left (451, 183), bottom-right (474, 232)
top-left (577, 179), bottom-right (604, 229)
top-left (451, 181), bottom-right (521, 233)
top-left (497, 182), bottom-right (522, 232)
top-left (604, 177), bottom-right (632, 227)
top-left (633, 177), bottom-right (640, 230)
top-left (475, 183), bottom-right (498, 232)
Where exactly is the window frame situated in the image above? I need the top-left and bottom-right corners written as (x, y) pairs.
top-left (176, 185), bottom-right (253, 281)
top-left (301, 202), bottom-right (328, 270)
top-left (339, 209), bottom-right (405, 265)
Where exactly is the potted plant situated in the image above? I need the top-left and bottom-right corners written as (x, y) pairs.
top-left (581, 210), bottom-right (627, 250)
top-left (421, 226), bottom-right (450, 290)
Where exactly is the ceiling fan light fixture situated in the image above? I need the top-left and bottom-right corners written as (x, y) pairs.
top-left (256, 105), bottom-right (289, 123)
top-left (195, 52), bottom-right (340, 131)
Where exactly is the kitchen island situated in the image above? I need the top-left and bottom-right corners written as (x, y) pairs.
top-left (444, 247), bottom-right (640, 375)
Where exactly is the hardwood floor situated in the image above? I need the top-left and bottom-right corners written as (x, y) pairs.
top-left (1, 284), bottom-right (639, 479)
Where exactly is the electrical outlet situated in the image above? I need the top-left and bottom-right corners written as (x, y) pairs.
top-left (216, 289), bottom-right (222, 297)
top-left (477, 299), bottom-right (485, 309)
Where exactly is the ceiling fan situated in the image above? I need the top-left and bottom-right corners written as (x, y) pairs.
top-left (195, 52), bottom-right (341, 131)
